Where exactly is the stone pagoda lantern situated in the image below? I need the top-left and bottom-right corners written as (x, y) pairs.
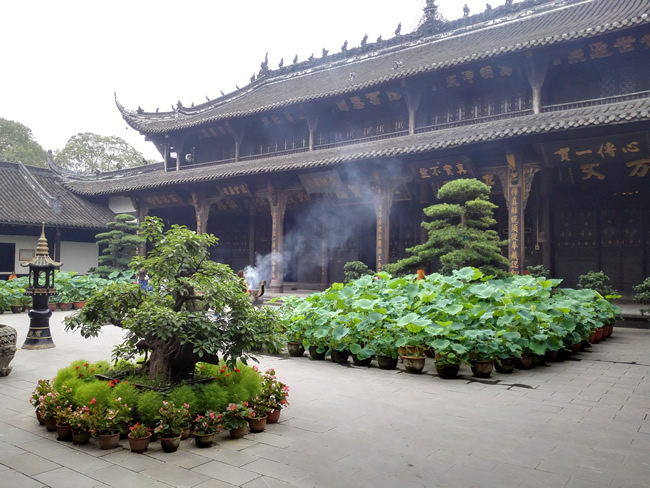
top-left (21, 224), bottom-right (62, 349)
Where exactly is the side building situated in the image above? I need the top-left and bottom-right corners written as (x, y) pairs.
top-left (63, 0), bottom-right (650, 293)
top-left (0, 160), bottom-right (114, 278)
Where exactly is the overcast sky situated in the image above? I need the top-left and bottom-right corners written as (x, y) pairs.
top-left (3, 0), bottom-right (497, 161)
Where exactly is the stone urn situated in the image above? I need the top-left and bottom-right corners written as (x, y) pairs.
top-left (0, 324), bottom-right (18, 376)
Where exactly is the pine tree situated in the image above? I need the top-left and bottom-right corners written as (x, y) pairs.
top-left (386, 178), bottom-right (509, 277)
top-left (93, 214), bottom-right (144, 277)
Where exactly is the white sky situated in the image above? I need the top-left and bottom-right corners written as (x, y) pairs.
top-left (3, 0), bottom-right (494, 161)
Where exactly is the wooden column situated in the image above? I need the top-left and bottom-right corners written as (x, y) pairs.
top-left (54, 228), bottom-right (61, 263)
top-left (267, 183), bottom-right (287, 293)
top-left (248, 198), bottom-right (256, 266)
top-left (320, 218), bottom-right (328, 285)
top-left (163, 137), bottom-right (170, 172)
top-left (228, 124), bottom-right (244, 162)
top-left (540, 170), bottom-right (553, 274)
top-left (131, 196), bottom-right (149, 256)
top-left (404, 83), bottom-right (423, 135)
top-left (373, 180), bottom-right (395, 272)
top-left (306, 109), bottom-right (320, 151)
top-left (506, 152), bottom-right (525, 275)
top-left (191, 191), bottom-right (210, 235)
top-left (525, 53), bottom-right (549, 115)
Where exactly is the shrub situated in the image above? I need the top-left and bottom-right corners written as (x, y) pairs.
top-left (343, 261), bottom-right (373, 283)
top-left (633, 277), bottom-right (650, 316)
top-left (72, 380), bottom-right (112, 408)
top-left (577, 270), bottom-right (617, 297)
top-left (526, 265), bottom-right (550, 278)
top-left (136, 390), bottom-right (163, 426)
top-left (111, 381), bottom-right (139, 409)
top-left (168, 385), bottom-right (198, 416)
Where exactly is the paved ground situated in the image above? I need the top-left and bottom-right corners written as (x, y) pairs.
top-left (0, 311), bottom-right (649, 488)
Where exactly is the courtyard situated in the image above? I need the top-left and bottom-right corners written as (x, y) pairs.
top-left (0, 311), bottom-right (649, 488)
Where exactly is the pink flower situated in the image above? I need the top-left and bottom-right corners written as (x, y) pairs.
top-left (184, 403), bottom-right (190, 409)
top-left (253, 366), bottom-right (259, 372)
top-left (209, 412), bottom-right (215, 418)
top-left (90, 397), bottom-right (96, 405)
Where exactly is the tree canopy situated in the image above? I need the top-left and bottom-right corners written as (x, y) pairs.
top-left (385, 178), bottom-right (509, 277)
top-left (0, 118), bottom-right (47, 167)
top-left (55, 132), bottom-right (150, 173)
top-left (92, 214), bottom-right (144, 277)
top-left (65, 217), bottom-right (282, 381)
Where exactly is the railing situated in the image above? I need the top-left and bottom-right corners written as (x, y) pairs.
top-left (239, 147), bottom-right (309, 161)
top-left (541, 91), bottom-right (650, 112)
top-left (415, 110), bottom-right (532, 134)
top-left (313, 130), bottom-right (409, 150)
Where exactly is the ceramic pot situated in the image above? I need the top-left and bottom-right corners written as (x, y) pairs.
top-left (10, 305), bottom-right (23, 314)
top-left (98, 433), bottom-right (121, 450)
top-left (229, 426), bottom-right (248, 439)
top-left (309, 346), bottom-right (326, 360)
top-left (58, 303), bottom-right (73, 311)
top-left (470, 360), bottom-right (494, 378)
top-left (515, 353), bottom-right (533, 370)
top-left (128, 433), bottom-right (151, 453)
top-left (160, 435), bottom-right (182, 453)
top-left (247, 416), bottom-right (267, 433)
top-left (0, 324), bottom-right (17, 377)
top-left (44, 417), bottom-right (57, 431)
top-left (267, 409), bottom-right (281, 424)
top-left (56, 424), bottom-right (73, 441)
top-left (402, 356), bottom-right (426, 374)
top-left (73, 301), bottom-right (86, 309)
top-left (287, 342), bottom-right (305, 357)
top-left (72, 429), bottom-right (91, 445)
top-left (607, 324), bottom-right (614, 338)
top-left (36, 409), bottom-right (45, 425)
top-left (351, 354), bottom-right (372, 367)
top-left (494, 357), bottom-right (516, 374)
top-left (181, 426), bottom-right (191, 440)
top-left (47, 303), bottom-right (57, 312)
top-left (377, 355), bottom-right (398, 370)
top-left (544, 350), bottom-right (560, 362)
top-left (435, 361), bottom-right (460, 379)
top-left (330, 349), bottom-right (349, 364)
top-left (193, 432), bottom-right (216, 448)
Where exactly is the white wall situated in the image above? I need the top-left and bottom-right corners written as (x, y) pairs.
top-left (0, 235), bottom-right (41, 274)
top-left (59, 241), bottom-right (98, 273)
top-left (108, 196), bottom-right (136, 214)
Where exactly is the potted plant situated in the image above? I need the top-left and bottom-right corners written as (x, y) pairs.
top-left (192, 411), bottom-right (223, 448)
top-left (54, 405), bottom-right (74, 441)
top-left (369, 328), bottom-right (399, 370)
top-left (259, 368), bottom-right (290, 424)
top-left (30, 379), bottom-right (53, 424)
top-left (281, 299), bottom-right (307, 357)
top-left (37, 386), bottom-right (72, 431)
top-left (128, 422), bottom-right (152, 453)
top-left (493, 331), bottom-right (523, 374)
top-left (247, 396), bottom-right (271, 433)
top-left (93, 397), bottom-right (132, 449)
top-left (154, 401), bottom-right (186, 452)
top-left (465, 329), bottom-right (498, 378)
top-left (69, 406), bottom-right (93, 444)
top-left (221, 402), bottom-right (253, 439)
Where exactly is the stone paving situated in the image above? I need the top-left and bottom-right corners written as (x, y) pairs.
top-left (1, 311), bottom-right (649, 488)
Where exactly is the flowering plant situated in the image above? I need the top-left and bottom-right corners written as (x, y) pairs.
top-left (54, 405), bottom-right (73, 426)
top-left (68, 406), bottom-right (93, 432)
top-left (92, 397), bottom-right (132, 435)
top-left (30, 379), bottom-right (53, 412)
top-left (260, 369), bottom-right (290, 411)
top-left (221, 402), bottom-right (254, 430)
top-left (154, 401), bottom-right (188, 437)
top-left (128, 423), bottom-right (150, 439)
top-left (193, 411), bottom-right (224, 435)
top-left (36, 385), bottom-right (72, 419)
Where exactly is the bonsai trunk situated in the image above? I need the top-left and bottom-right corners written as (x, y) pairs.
top-left (147, 341), bottom-right (218, 381)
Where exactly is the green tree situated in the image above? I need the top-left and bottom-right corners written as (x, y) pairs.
top-left (55, 132), bottom-right (149, 173)
top-left (92, 214), bottom-right (144, 277)
top-left (385, 178), bottom-right (509, 277)
top-left (65, 217), bottom-right (282, 381)
top-left (0, 118), bottom-right (47, 167)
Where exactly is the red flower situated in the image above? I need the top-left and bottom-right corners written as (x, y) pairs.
top-left (75, 366), bottom-right (80, 370)
top-left (90, 397), bottom-right (96, 404)
top-left (234, 368), bottom-right (240, 373)
top-left (84, 363), bottom-right (89, 367)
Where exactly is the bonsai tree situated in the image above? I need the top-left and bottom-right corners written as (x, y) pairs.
top-left (386, 179), bottom-right (508, 277)
top-left (633, 277), bottom-right (650, 316)
top-left (65, 216), bottom-right (282, 381)
top-left (343, 261), bottom-right (373, 283)
top-left (577, 270), bottom-right (618, 298)
top-left (92, 214), bottom-right (144, 277)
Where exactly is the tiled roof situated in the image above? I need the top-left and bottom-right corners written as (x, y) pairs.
top-left (67, 96), bottom-right (650, 196)
top-left (118, 0), bottom-right (650, 134)
top-left (0, 162), bottom-right (114, 228)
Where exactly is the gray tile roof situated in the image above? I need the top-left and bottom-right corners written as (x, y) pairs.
top-left (67, 96), bottom-right (650, 196)
top-left (0, 162), bottom-right (114, 228)
top-left (117, 0), bottom-right (650, 134)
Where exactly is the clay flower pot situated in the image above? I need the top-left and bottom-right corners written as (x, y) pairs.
top-left (160, 435), bottom-right (182, 453)
top-left (72, 430), bottom-right (91, 445)
top-left (267, 409), bottom-right (281, 424)
top-left (287, 342), bottom-right (305, 357)
top-left (193, 432), bottom-right (216, 448)
top-left (56, 424), bottom-right (73, 441)
top-left (470, 360), bottom-right (494, 378)
top-left (377, 355), bottom-right (398, 370)
top-left (402, 355), bottom-right (426, 374)
top-left (229, 426), bottom-right (248, 439)
top-left (128, 433), bottom-right (152, 453)
top-left (309, 346), bottom-right (326, 360)
top-left (98, 433), bottom-right (121, 450)
top-left (247, 416), bottom-right (267, 433)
